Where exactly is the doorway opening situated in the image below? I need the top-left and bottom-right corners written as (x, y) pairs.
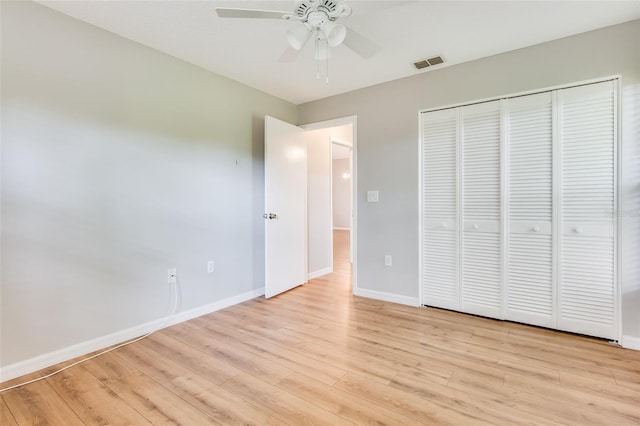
top-left (263, 115), bottom-right (356, 299)
top-left (302, 116), bottom-right (356, 294)
top-left (331, 140), bottom-right (353, 290)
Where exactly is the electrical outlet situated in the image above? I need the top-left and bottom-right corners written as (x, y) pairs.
top-left (207, 260), bottom-right (215, 273)
top-left (168, 268), bottom-right (177, 284)
top-left (384, 255), bottom-right (392, 267)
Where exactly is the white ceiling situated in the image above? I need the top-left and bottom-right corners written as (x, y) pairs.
top-left (38, 1), bottom-right (640, 105)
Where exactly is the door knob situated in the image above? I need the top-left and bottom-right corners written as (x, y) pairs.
top-left (574, 227), bottom-right (583, 234)
top-left (441, 222), bottom-right (448, 229)
top-left (472, 224), bottom-right (479, 230)
top-left (532, 226), bottom-right (541, 233)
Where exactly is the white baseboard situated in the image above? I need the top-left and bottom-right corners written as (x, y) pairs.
top-left (622, 335), bottom-right (640, 351)
top-left (354, 287), bottom-right (420, 307)
top-left (0, 287), bottom-right (265, 383)
top-left (308, 267), bottom-right (333, 280)
top-left (333, 227), bottom-right (351, 231)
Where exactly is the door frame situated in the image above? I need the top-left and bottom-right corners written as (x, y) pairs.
top-left (301, 115), bottom-right (358, 295)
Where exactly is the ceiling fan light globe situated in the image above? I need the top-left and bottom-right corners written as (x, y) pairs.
top-left (286, 24), bottom-right (312, 50)
top-left (322, 21), bottom-right (346, 47)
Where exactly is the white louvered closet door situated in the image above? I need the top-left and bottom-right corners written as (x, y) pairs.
top-left (558, 81), bottom-right (617, 340)
top-left (420, 79), bottom-right (618, 341)
top-left (421, 108), bottom-right (459, 310)
top-left (506, 93), bottom-right (555, 328)
top-left (461, 101), bottom-right (502, 319)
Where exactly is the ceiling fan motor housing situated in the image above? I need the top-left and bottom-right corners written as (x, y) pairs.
top-left (294, 0), bottom-right (351, 22)
top-left (295, 0), bottom-right (337, 20)
top-left (290, 0), bottom-right (351, 47)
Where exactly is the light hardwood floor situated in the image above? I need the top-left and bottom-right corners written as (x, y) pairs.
top-left (2, 230), bottom-right (640, 425)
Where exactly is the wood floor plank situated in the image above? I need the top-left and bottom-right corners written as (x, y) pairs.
top-left (80, 351), bottom-right (140, 383)
top-left (195, 318), bottom-right (349, 385)
top-left (80, 351), bottom-right (225, 424)
top-left (116, 339), bottom-right (198, 384)
top-left (559, 369), bottom-right (640, 406)
top-left (504, 371), bottom-right (640, 424)
top-left (143, 330), bottom-right (245, 383)
top-left (0, 396), bottom-right (18, 426)
top-left (176, 377), bottom-right (287, 426)
top-left (115, 344), bottom-right (286, 425)
top-left (162, 321), bottom-right (295, 385)
top-left (219, 314), bottom-right (401, 384)
top-left (335, 372), bottom-right (494, 425)
top-left (295, 334), bottom-right (400, 385)
top-left (276, 371), bottom-right (421, 425)
top-left (499, 385), bottom-right (618, 425)
top-left (1, 380), bottom-right (84, 426)
top-left (612, 370), bottom-right (640, 391)
top-left (445, 370), bottom-right (590, 426)
top-left (223, 372), bottom-right (356, 425)
top-left (99, 372), bottom-right (222, 425)
top-left (389, 370), bottom-right (556, 425)
top-left (46, 368), bottom-right (154, 425)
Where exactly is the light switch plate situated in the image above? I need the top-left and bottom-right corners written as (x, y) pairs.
top-left (367, 190), bottom-right (379, 203)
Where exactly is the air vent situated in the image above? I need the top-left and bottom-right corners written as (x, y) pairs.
top-left (427, 56), bottom-right (444, 65)
top-left (414, 60), bottom-right (429, 70)
top-left (413, 55), bottom-right (445, 70)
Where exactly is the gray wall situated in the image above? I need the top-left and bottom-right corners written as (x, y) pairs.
top-left (307, 128), bottom-right (332, 276)
top-left (332, 158), bottom-right (352, 230)
top-left (298, 20), bottom-right (640, 342)
top-left (1, 1), bottom-right (296, 366)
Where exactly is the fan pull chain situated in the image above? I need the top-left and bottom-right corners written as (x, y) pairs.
top-left (316, 35), bottom-right (320, 80)
top-left (317, 37), bottom-right (330, 84)
top-left (314, 35), bottom-right (330, 84)
top-left (326, 49), bottom-right (329, 84)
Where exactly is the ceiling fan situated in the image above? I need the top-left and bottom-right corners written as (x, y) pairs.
top-left (215, 0), bottom-right (380, 62)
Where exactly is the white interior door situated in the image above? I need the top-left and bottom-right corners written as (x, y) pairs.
top-left (265, 116), bottom-right (307, 298)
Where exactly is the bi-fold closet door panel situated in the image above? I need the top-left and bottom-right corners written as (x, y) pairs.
top-left (558, 81), bottom-right (617, 340)
top-left (461, 101), bottom-right (502, 318)
top-left (421, 108), bottom-right (459, 310)
top-left (505, 93), bottom-right (555, 328)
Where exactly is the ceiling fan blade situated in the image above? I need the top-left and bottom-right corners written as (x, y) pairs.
top-left (215, 8), bottom-right (289, 19)
top-left (279, 46), bottom-right (302, 63)
top-left (343, 27), bottom-right (380, 59)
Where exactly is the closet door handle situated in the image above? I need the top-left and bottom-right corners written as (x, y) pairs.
top-left (472, 224), bottom-right (479, 230)
top-left (532, 226), bottom-right (541, 233)
top-left (574, 227), bottom-right (583, 234)
top-left (441, 222), bottom-right (448, 229)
